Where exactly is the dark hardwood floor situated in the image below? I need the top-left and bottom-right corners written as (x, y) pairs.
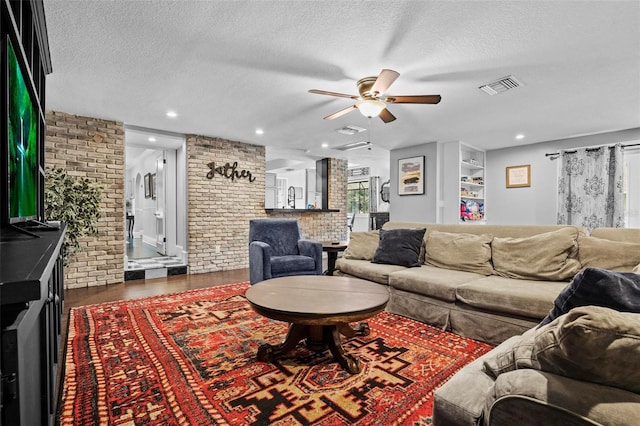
top-left (64, 267), bottom-right (249, 312)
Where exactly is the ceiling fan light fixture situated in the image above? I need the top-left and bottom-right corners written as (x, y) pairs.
top-left (356, 100), bottom-right (386, 118)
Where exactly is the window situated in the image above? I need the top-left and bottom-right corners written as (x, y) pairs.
top-left (347, 180), bottom-right (369, 214)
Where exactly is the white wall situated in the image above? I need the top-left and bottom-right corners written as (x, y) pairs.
top-left (625, 149), bottom-right (640, 227)
top-left (486, 128), bottom-right (640, 225)
top-left (390, 142), bottom-right (439, 223)
top-left (176, 143), bottom-right (187, 260)
top-left (364, 153), bottom-right (391, 183)
top-left (127, 150), bottom-right (163, 243)
top-left (276, 169), bottom-right (306, 207)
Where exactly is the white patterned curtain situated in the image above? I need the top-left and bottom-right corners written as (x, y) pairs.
top-left (557, 144), bottom-right (625, 232)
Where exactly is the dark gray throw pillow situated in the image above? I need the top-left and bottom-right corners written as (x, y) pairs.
top-left (372, 228), bottom-right (426, 267)
top-left (538, 267), bottom-right (640, 327)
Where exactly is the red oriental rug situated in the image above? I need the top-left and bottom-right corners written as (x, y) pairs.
top-left (59, 282), bottom-right (492, 425)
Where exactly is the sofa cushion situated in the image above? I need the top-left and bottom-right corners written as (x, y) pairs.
top-left (334, 258), bottom-right (405, 285)
top-left (481, 327), bottom-right (537, 380)
top-left (372, 228), bottom-right (426, 268)
top-left (539, 267), bottom-right (640, 326)
top-left (578, 236), bottom-right (640, 272)
top-left (456, 276), bottom-right (568, 319)
top-left (270, 255), bottom-right (316, 275)
top-left (389, 265), bottom-right (486, 302)
top-left (484, 306), bottom-right (640, 395)
top-left (535, 306), bottom-right (640, 394)
top-left (491, 228), bottom-right (581, 281)
top-left (589, 226), bottom-right (640, 243)
top-left (343, 230), bottom-right (379, 260)
top-left (425, 231), bottom-right (494, 275)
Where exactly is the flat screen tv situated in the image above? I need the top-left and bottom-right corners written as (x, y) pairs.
top-left (6, 37), bottom-right (38, 224)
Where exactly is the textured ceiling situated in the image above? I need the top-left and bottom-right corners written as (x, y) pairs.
top-left (44, 0), bottom-right (640, 161)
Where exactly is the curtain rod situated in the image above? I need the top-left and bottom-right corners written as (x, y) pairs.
top-left (545, 142), bottom-right (640, 157)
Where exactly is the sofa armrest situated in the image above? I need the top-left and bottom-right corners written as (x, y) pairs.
top-left (249, 241), bottom-right (273, 284)
top-left (486, 369), bottom-right (640, 426)
top-left (298, 239), bottom-right (323, 275)
top-left (489, 395), bottom-right (601, 426)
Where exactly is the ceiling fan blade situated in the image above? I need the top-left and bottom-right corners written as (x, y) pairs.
top-left (370, 69), bottom-right (400, 96)
top-left (379, 108), bottom-right (396, 123)
top-left (386, 95), bottom-right (442, 104)
top-left (309, 89), bottom-right (359, 99)
top-left (324, 105), bottom-right (357, 120)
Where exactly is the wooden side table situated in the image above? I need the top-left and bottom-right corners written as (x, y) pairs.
top-left (321, 241), bottom-right (348, 275)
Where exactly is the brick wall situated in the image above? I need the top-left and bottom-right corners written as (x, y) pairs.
top-left (45, 110), bottom-right (125, 289)
top-left (187, 136), bottom-right (349, 274)
top-left (44, 113), bottom-right (348, 285)
top-left (186, 135), bottom-right (267, 273)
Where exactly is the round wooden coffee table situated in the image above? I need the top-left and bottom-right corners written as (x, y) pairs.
top-left (245, 276), bottom-right (389, 374)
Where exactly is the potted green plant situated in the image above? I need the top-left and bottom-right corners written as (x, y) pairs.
top-left (44, 167), bottom-right (103, 264)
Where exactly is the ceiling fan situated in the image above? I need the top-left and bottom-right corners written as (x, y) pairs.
top-left (309, 69), bottom-right (441, 123)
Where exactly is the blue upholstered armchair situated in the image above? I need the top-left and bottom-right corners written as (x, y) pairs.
top-left (249, 219), bottom-right (323, 285)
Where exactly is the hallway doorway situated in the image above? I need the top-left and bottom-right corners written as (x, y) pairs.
top-left (124, 126), bottom-right (188, 280)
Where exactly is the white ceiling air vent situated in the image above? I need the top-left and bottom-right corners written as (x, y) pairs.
top-left (336, 125), bottom-right (366, 135)
top-left (335, 141), bottom-right (371, 151)
top-left (348, 167), bottom-right (370, 178)
top-left (479, 75), bottom-right (523, 95)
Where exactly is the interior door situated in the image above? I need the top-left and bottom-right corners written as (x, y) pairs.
top-left (155, 155), bottom-right (166, 255)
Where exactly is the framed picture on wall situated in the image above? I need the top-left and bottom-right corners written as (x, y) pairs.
top-left (144, 173), bottom-right (151, 198)
top-left (506, 164), bottom-right (531, 188)
top-left (398, 156), bottom-right (425, 195)
top-left (150, 173), bottom-right (156, 199)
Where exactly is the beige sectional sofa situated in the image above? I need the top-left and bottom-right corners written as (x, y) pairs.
top-left (336, 222), bottom-right (594, 345)
top-left (335, 222), bottom-right (640, 426)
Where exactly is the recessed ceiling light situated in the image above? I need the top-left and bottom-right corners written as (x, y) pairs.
top-left (255, 128), bottom-right (264, 135)
top-left (148, 137), bottom-right (156, 142)
top-left (321, 142), bottom-right (329, 148)
top-left (166, 111), bottom-right (177, 118)
top-left (515, 134), bottom-right (525, 140)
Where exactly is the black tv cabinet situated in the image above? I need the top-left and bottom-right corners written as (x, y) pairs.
top-left (0, 226), bottom-right (65, 426)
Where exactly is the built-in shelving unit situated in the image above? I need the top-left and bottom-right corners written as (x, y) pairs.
top-left (459, 144), bottom-right (485, 222)
top-left (443, 142), bottom-right (487, 223)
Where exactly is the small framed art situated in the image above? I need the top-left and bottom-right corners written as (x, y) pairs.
top-left (398, 156), bottom-right (425, 195)
top-left (150, 173), bottom-right (156, 199)
top-left (144, 173), bottom-right (151, 198)
top-left (506, 164), bottom-right (531, 188)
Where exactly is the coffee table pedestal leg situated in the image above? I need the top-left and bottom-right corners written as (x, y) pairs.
top-left (255, 322), bottom-right (365, 374)
top-left (306, 325), bottom-right (327, 352)
top-left (257, 323), bottom-right (306, 363)
top-left (338, 322), bottom-right (370, 338)
top-left (326, 326), bottom-right (362, 374)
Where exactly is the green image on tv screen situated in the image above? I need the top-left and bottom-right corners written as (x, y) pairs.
top-left (8, 39), bottom-right (38, 220)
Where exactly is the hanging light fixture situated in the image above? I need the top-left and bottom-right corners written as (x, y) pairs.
top-left (356, 100), bottom-right (386, 118)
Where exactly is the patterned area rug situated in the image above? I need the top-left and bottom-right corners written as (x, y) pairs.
top-left (60, 282), bottom-right (492, 425)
